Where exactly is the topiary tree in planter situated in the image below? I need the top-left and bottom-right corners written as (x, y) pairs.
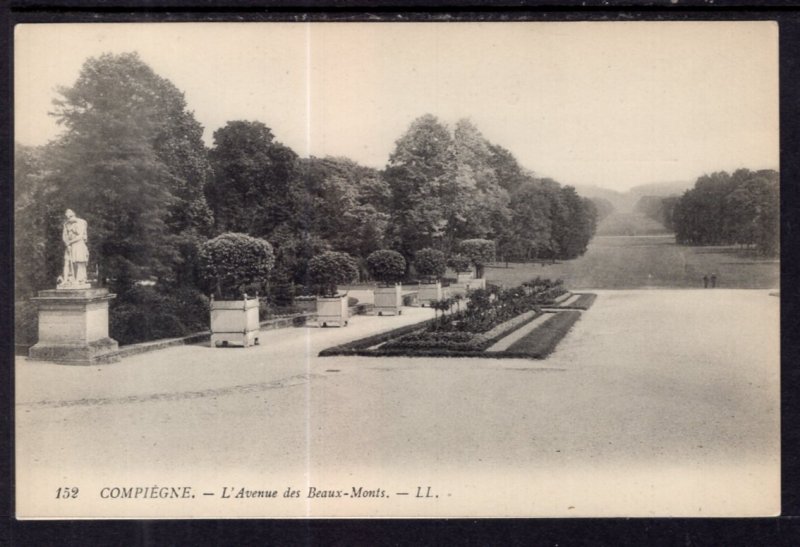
top-left (414, 248), bottom-right (446, 282)
top-left (447, 253), bottom-right (473, 282)
top-left (367, 249), bottom-right (406, 286)
top-left (198, 232), bottom-right (274, 347)
top-left (199, 232), bottom-right (275, 299)
top-left (307, 251), bottom-right (359, 326)
top-left (308, 251), bottom-right (359, 297)
top-left (458, 239), bottom-right (495, 280)
top-left (367, 249), bottom-right (407, 316)
top-left (414, 247), bottom-right (446, 306)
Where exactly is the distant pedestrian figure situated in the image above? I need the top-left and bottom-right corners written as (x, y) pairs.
top-left (703, 275), bottom-right (709, 288)
top-left (710, 273), bottom-right (717, 288)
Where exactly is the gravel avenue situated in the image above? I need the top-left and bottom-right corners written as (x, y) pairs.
top-left (17, 282), bottom-right (779, 517)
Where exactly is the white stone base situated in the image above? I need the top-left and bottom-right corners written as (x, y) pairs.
top-left (210, 297), bottom-right (260, 347)
top-left (29, 288), bottom-right (119, 365)
top-left (448, 283), bottom-right (468, 298)
top-left (468, 277), bottom-right (486, 290)
top-left (417, 282), bottom-right (442, 307)
top-left (315, 295), bottom-right (349, 327)
top-left (373, 285), bottom-right (403, 316)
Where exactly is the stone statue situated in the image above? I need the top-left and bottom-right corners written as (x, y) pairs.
top-left (57, 209), bottom-right (90, 289)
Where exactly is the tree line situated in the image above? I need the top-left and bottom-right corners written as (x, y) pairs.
top-left (15, 52), bottom-right (599, 306)
top-left (634, 195), bottom-right (679, 231)
top-left (671, 169), bottom-right (779, 255)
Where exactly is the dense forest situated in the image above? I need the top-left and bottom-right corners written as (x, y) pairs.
top-left (15, 52), bottom-right (599, 343)
top-left (630, 170), bottom-right (779, 257)
top-left (671, 169), bottom-right (779, 255)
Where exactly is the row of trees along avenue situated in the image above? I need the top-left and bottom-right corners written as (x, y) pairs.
top-left (15, 52), bottom-right (599, 345)
top-left (671, 169), bottom-right (779, 255)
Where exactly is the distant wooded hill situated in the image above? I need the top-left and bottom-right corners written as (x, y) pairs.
top-left (575, 181), bottom-right (690, 213)
top-left (580, 170), bottom-right (779, 257)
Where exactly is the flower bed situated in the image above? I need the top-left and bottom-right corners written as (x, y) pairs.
top-left (523, 279), bottom-right (568, 305)
top-left (321, 278), bottom-right (572, 358)
top-left (380, 308), bottom-right (542, 353)
top-left (319, 277), bottom-right (582, 359)
top-left (384, 331), bottom-right (476, 351)
top-left (319, 308), bottom-right (579, 360)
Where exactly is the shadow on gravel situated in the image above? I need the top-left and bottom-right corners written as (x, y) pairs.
top-left (18, 373), bottom-right (322, 409)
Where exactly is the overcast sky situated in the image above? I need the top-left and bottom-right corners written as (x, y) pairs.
top-left (15, 21), bottom-right (778, 191)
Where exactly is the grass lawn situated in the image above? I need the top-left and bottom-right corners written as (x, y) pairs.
top-left (486, 235), bottom-right (778, 290)
top-left (595, 212), bottom-right (672, 236)
top-left (505, 310), bottom-right (582, 358)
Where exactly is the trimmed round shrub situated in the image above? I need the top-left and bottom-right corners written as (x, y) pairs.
top-left (307, 251), bottom-right (359, 297)
top-left (414, 248), bottom-right (446, 281)
top-left (446, 254), bottom-right (471, 273)
top-left (199, 232), bottom-right (275, 299)
top-left (366, 249), bottom-right (406, 285)
top-left (458, 239), bottom-right (496, 278)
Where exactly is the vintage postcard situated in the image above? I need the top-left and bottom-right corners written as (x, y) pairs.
top-left (14, 21), bottom-right (779, 518)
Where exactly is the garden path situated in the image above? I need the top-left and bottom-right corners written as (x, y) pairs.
top-left (485, 312), bottom-right (556, 352)
top-left (16, 289), bottom-right (778, 517)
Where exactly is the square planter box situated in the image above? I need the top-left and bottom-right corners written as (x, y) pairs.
top-left (467, 277), bottom-right (486, 290)
top-left (294, 296), bottom-right (317, 313)
top-left (317, 294), bottom-right (349, 327)
top-left (448, 283), bottom-right (468, 298)
top-left (210, 297), bottom-right (260, 347)
top-left (402, 292), bottom-right (419, 307)
top-left (417, 282), bottom-right (442, 307)
top-left (456, 272), bottom-right (474, 283)
top-left (373, 284), bottom-right (403, 316)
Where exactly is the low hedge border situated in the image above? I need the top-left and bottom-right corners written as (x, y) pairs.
top-left (505, 310), bottom-right (582, 358)
top-left (553, 293), bottom-right (597, 310)
top-left (318, 318), bottom-right (440, 356)
top-left (467, 309), bottom-right (542, 351)
top-left (533, 288), bottom-right (570, 307)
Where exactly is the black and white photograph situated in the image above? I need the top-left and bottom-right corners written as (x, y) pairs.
top-left (13, 21), bottom-right (780, 518)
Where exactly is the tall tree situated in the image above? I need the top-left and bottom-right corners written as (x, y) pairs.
top-left (298, 156), bottom-right (389, 259)
top-left (384, 114), bottom-right (457, 259)
top-left (552, 186), bottom-right (597, 259)
top-left (384, 114), bottom-right (601, 264)
top-left (506, 179), bottom-right (555, 261)
top-left (673, 169), bottom-right (778, 255)
top-left (486, 143), bottom-right (531, 195)
top-left (14, 143), bottom-right (59, 298)
top-left (452, 119), bottom-right (511, 244)
top-left (207, 120), bottom-right (299, 236)
top-left (45, 52), bottom-right (214, 290)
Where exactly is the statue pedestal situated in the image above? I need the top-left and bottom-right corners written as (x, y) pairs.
top-left (29, 288), bottom-right (119, 365)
